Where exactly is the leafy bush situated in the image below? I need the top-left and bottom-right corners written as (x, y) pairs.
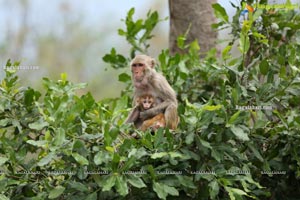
top-left (1, 2), bottom-right (300, 200)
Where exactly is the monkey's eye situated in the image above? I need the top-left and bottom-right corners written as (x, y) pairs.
top-left (132, 63), bottom-right (144, 67)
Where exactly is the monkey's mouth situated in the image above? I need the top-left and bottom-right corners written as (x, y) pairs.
top-left (134, 76), bottom-right (143, 82)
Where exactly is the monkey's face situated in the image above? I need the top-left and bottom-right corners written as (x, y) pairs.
top-left (140, 96), bottom-right (153, 110)
top-left (131, 62), bottom-right (146, 82)
top-left (131, 55), bottom-right (155, 82)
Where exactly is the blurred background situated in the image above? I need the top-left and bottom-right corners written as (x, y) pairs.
top-left (0, 0), bottom-right (295, 99)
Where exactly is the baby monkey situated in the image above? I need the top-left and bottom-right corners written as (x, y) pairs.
top-left (136, 94), bottom-right (166, 131)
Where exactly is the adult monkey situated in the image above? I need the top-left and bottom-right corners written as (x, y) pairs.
top-left (125, 55), bottom-right (178, 130)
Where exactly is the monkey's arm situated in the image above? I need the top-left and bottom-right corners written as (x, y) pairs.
top-left (125, 106), bottom-right (140, 123)
top-left (139, 100), bottom-right (174, 120)
top-left (140, 74), bottom-right (177, 120)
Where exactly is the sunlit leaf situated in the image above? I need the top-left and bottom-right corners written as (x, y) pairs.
top-left (115, 176), bottom-right (128, 196)
top-left (48, 186), bottom-right (65, 199)
top-left (0, 194), bottom-right (9, 200)
top-left (230, 125), bottom-right (249, 141)
top-left (203, 105), bottom-right (222, 111)
top-left (0, 157), bottom-right (8, 166)
top-left (151, 152), bottom-right (168, 159)
top-left (128, 175), bottom-right (146, 188)
top-left (102, 175), bottom-right (117, 191)
top-left (212, 3), bottom-right (229, 23)
top-left (38, 152), bottom-right (56, 166)
top-left (28, 119), bottom-right (49, 131)
top-left (209, 180), bottom-right (220, 199)
top-left (27, 140), bottom-right (47, 147)
top-left (72, 153), bottom-right (89, 166)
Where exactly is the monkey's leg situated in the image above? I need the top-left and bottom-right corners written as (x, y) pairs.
top-left (164, 104), bottom-right (178, 130)
top-left (140, 114), bottom-right (164, 131)
top-left (140, 118), bottom-right (155, 131)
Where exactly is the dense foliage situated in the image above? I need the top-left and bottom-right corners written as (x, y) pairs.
top-left (1, 2), bottom-right (300, 200)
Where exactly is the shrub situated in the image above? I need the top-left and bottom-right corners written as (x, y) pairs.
top-left (1, 2), bottom-right (300, 200)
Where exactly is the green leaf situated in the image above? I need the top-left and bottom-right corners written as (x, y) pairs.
top-left (72, 153), bottom-right (89, 165)
top-left (259, 60), bottom-right (269, 75)
top-left (0, 157), bottom-right (8, 166)
top-left (199, 138), bottom-right (212, 149)
top-left (154, 128), bottom-right (164, 148)
top-left (72, 139), bottom-right (85, 151)
top-left (222, 45), bottom-right (232, 60)
top-left (105, 146), bottom-right (114, 153)
top-left (163, 184), bottom-right (179, 196)
top-left (230, 125), bottom-right (249, 141)
top-left (177, 35), bottom-right (186, 49)
top-left (68, 181), bottom-right (89, 192)
top-left (169, 152), bottom-right (183, 158)
top-left (48, 186), bottom-right (65, 199)
top-left (239, 33), bottom-right (250, 53)
top-left (86, 192), bottom-right (97, 200)
top-left (248, 143), bottom-right (264, 162)
top-left (151, 152), bottom-right (168, 159)
top-left (38, 152), bottom-right (56, 166)
top-left (212, 3), bottom-right (229, 23)
top-left (153, 182), bottom-right (180, 199)
top-left (178, 61), bottom-right (189, 80)
top-left (118, 29), bottom-right (126, 36)
top-left (28, 119), bottom-right (49, 131)
top-left (0, 194), bottom-right (10, 200)
top-left (225, 187), bottom-right (250, 199)
top-left (60, 73), bottom-right (67, 83)
top-left (118, 73), bottom-right (131, 82)
top-left (53, 128), bottom-right (65, 146)
top-left (128, 147), bottom-right (147, 159)
top-left (102, 175), bottom-right (117, 191)
top-left (24, 87), bottom-right (40, 106)
top-left (109, 127), bottom-right (119, 142)
top-left (177, 175), bottom-right (197, 189)
top-left (203, 104), bottom-right (222, 111)
top-left (185, 132), bottom-right (194, 144)
top-left (128, 8), bottom-right (135, 19)
top-left (290, 65), bottom-right (300, 76)
top-left (209, 180), bottom-right (220, 199)
top-left (153, 182), bottom-right (167, 200)
top-left (120, 156), bottom-right (136, 172)
top-left (27, 140), bottom-right (47, 147)
top-left (232, 87), bottom-right (239, 105)
top-left (115, 176), bottom-right (128, 196)
top-left (94, 151), bottom-right (107, 165)
top-left (211, 149), bottom-right (221, 162)
top-left (189, 40), bottom-right (200, 52)
top-left (128, 175), bottom-right (146, 188)
top-left (227, 111), bottom-right (241, 125)
top-left (0, 119), bottom-right (10, 126)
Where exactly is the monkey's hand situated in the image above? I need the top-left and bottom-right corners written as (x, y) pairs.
top-left (139, 110), bottom-right (151, 121)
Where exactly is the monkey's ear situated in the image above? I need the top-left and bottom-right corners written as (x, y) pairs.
top-left (135, 97), bottom-right (140, 104)
top-left (150, 58), bottom-right (156, 68)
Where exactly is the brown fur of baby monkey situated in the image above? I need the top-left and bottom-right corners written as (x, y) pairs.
top-left (125, 55), bottom-right (178, 130)
top-left (136, 94), bottom-right (166, 131)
